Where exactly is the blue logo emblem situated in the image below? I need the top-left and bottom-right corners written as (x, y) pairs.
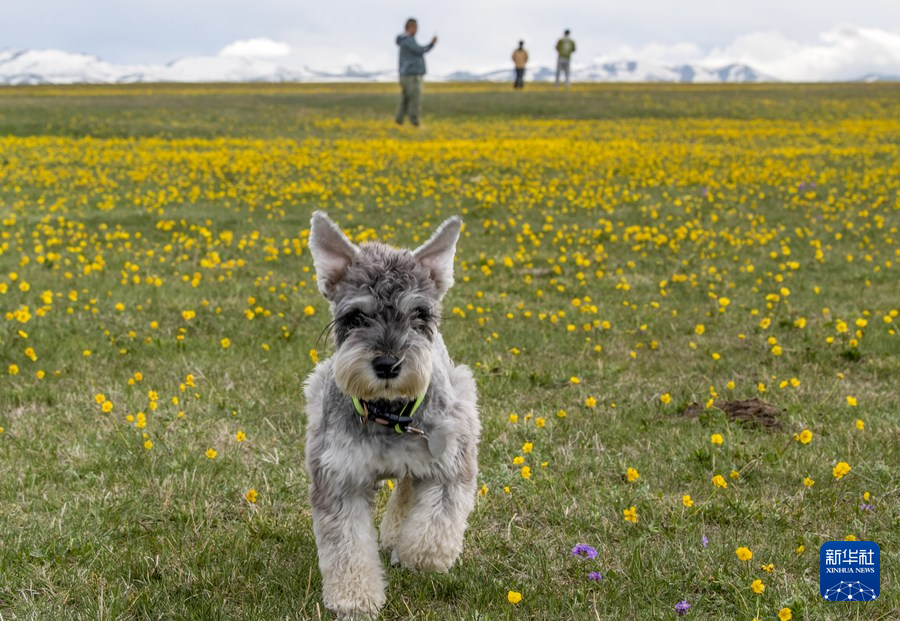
top-left (820, 541), bottom-right (880, 601)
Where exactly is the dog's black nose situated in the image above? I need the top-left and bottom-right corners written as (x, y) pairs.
top-left (372, 356), bottom-right (401, 379)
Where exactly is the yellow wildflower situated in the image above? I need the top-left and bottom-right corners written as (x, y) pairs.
top-left (832, 461), bottom-right (851, 479)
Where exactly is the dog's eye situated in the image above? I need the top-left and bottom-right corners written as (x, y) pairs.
top-left (342, 310), bottom-right (369, 330)
top-left (411, 307), bottom-right (433, 333)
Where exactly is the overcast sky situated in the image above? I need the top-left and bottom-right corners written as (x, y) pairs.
top-left (4, 1), bottom-right (900, 80)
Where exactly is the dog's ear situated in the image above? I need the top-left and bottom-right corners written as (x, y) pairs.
top-left (308, 211), bottom-right (359, 299)
top-left (413, 216), bottom-right (462, 298)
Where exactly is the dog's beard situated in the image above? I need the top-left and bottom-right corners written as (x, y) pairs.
top-left (333, 339), bottom-right (433, 401)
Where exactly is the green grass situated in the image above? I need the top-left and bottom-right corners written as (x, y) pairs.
top-left (0, 82), bottom-right (898, 620)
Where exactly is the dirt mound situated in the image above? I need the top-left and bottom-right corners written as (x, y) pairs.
top-left (682, 397), bottom-right (782, 429)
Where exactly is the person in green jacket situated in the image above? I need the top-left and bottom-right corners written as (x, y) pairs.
top-left (555, 29), bottom-right (576, 89)
top-left (396, 18), bottom-right (437, 127)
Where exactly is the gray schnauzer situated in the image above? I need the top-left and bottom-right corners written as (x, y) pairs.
top-left (304, 211), bottom-right (480, 619)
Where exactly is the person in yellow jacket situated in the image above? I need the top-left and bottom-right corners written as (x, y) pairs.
top-left (555, 29), bottom-right (576, 89)
top-left (512, 41), bottom-right (528, 89)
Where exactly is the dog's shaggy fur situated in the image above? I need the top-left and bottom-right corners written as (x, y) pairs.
top-left (304, 212), bottom-right (480, 619)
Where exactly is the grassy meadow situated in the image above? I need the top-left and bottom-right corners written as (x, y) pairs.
top-left (0, 82), bottom-right (898, 620)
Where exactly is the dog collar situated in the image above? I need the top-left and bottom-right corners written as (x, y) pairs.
top-left (352, 395), bottom-right (425, 433)
top-left (351, 394), bottom-right (446, 457)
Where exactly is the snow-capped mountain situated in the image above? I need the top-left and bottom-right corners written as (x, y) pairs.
top-left (857, 73), bottom-right (900, 82)
top-left (0, 47), bottom-right (779, 85)
top-left (510, 60), bottom-right (773, 83)
top-left (0, 49), bottom-right (316, 84)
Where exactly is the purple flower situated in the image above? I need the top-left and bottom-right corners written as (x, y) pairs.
top-left (571, 544), bottom-right (598, 559)
top-left (587, 571), bottom-right (603, 581)
top-left (701, 535), bottom-right (709, 548)
top-left (860, 502), bottom-right (874, 511)
top-left (675, 600), bottom-right (691, 615)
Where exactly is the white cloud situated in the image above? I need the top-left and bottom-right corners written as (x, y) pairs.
top-left (593, 42), bottom-right (706, 65)
top-left (219, 38), bottom-right (290, 59)
top-left (582, 25), bottom-right (900, 81)
top-left (704, 25), bottom-right (900, 80)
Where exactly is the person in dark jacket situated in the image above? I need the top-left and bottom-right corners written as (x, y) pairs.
top-left (396, 18), bottom-right (436, 127)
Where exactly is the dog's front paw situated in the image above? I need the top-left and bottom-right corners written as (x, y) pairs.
top-left (321, 564), bottom-right (386, 620)
top-left (323, 588), bottom-right (386, 620)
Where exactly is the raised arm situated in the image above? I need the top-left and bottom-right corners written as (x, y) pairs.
top-left (399, 37), bottom-right (435, 57)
